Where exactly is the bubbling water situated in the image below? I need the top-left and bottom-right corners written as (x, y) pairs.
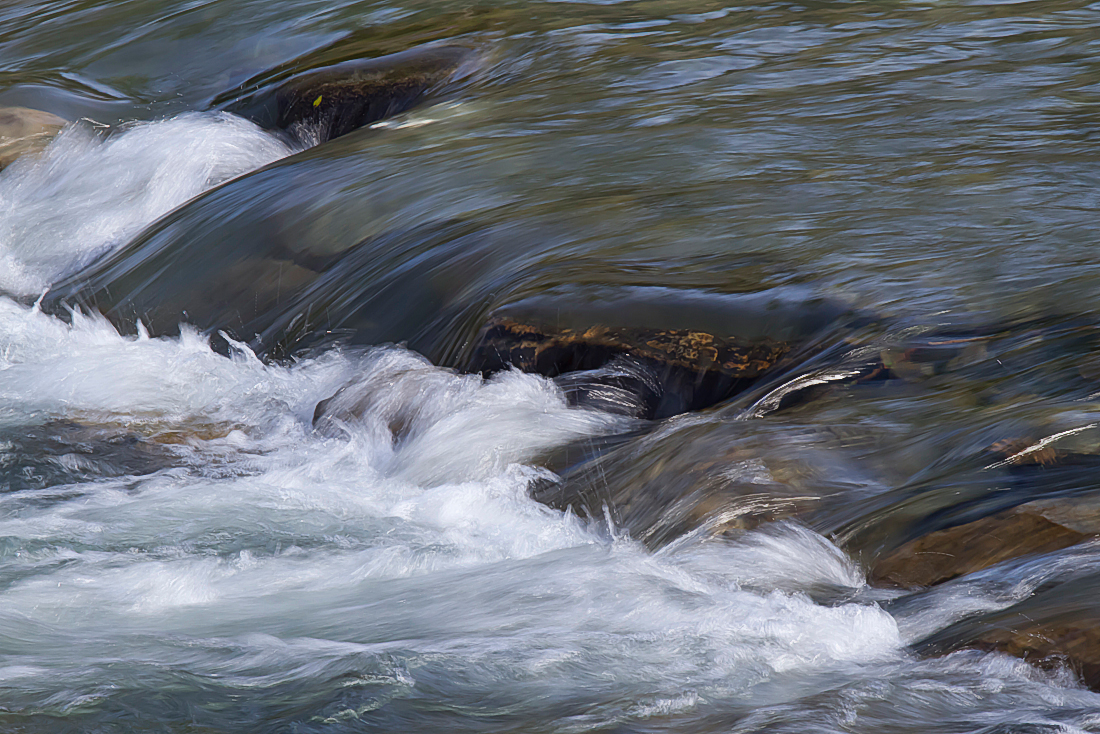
top-left (0, 295), bottom-right (904, 726)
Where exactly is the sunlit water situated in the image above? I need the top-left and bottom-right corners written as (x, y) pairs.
top-left (2, 0), bottom-right (1100, 731)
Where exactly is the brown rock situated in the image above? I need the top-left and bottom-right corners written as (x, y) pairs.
top-left (870, 500), bottom-right (1095, 589)
top-left (473, 317), bottom-right (791, 378)
top-left (914, 575), bottom-right (1100, 691)
top-left (468, 316), bottom-right (792, 419)
top-left (0, 107), bottom-right (66, 169)
top-left (970, 617), bottom-right (1100, 690)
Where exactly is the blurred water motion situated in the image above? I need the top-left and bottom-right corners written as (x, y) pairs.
top-left (2, 0), bottom-right (1100, 731)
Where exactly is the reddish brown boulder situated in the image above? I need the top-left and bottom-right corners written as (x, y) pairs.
top-left (870, 499), bottom-right (1097, 589)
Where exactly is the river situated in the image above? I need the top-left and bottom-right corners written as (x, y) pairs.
top-left (2, 0), bottom-right (1100, 731)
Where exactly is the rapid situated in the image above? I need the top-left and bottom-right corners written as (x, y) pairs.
top-left (2, 0), bottom-right (1100, 731)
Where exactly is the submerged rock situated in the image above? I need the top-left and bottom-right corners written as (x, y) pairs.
top-left (222, 44), bottom-right (476, 145)
top-left (914, 570), bottom-right (1100, 691)
top-left (0, 420), bottom-right (190, 493)
top-left (44, 216), bottom-right (516, 363)
top-left (0, 107), bottom-right (66, 170)
top-left (531, 423), bottom-right (826, 548)
top-left (871, 494), bottom-right (1100, 589)
top-left (845, 422), bottom-right (1100, 589)
top-left (864, 436), bottom-right (1100, 689)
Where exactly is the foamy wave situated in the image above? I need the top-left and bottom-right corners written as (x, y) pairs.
top-left (0, 297), bottom-right (908, 721)
top-left (0, 112), bottom-right (296, 297)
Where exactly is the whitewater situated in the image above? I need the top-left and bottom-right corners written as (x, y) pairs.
top-left (0, 107), bottom-right (1097, 732)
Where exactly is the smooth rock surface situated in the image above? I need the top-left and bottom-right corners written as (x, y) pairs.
top-left (0, 107), bottom-right (66, 169)
top-left (870, 496), bottom-right (1100, 589)
top-left (45, 215), bottom-right (513, 363)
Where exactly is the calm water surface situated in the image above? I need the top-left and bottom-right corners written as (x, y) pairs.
top-left (2, 0), bottom-right (1100, 731)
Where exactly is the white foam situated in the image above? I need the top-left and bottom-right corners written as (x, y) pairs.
top-left (0, 112), bottom-right (295, 296)
top-left (0, 298), bottom-right (914, 720)
top-left (661, 521), bottom-right (869, 593)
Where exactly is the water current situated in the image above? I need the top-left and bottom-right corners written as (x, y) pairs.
top-left (2, 0), bottom-right (1100, 731)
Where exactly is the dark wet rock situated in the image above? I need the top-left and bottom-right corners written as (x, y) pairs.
top-left (914, 570), bottom-right (1100, 691)
top-left (471, 316), bottom-right (790, 419)
top-left (463, 287), bottom-right (857, 419)
top-left (552, 357), bottom-right (666, 419)
top-left (0, 107), bottom-right (66, 170)
top-left (870, 496), bottom-right (1100, 589)
top-left (222, 44), bottom-right (476, 145)
top-left (311, 286), bottom-right (845, 428)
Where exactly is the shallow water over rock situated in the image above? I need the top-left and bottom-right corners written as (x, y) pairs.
top-left (2, 0), bottom-right (1100, 731)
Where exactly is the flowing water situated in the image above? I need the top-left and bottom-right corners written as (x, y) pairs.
top-left (2, 0), bottom-right (1100, 731)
